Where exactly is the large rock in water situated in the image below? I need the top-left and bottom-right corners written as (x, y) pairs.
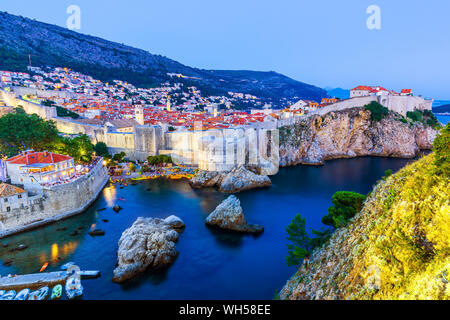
top-left (205, 195), bottom-right (264, 233)
top-left (190, 166), bottom-right (271, 193)
top-left (112, 216), bottom-right (185, 283)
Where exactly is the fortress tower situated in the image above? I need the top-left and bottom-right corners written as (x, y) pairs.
top-left (135, 105), bottom-right (145, 125)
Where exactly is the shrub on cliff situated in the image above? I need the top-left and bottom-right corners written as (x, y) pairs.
top-left (322, 191), bottom-right (366, 229)
top-left (364, 102), bottom-right (389, 122)
top-left (433, 123), bottom-right (450, 176)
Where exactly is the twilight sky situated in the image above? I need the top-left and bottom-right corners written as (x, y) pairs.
top-left (2, 0), bottom-right (449, 99)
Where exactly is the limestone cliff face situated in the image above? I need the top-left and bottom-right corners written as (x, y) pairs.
top-left (279, 154), bottom-right (449, 300)
top-left (279, 108), bottom-right (438, 166)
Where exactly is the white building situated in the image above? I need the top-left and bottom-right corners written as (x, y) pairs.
top-left (0, 183), bottom-right (29, 213)
top-left (5, 150), bottom-right (75, 192)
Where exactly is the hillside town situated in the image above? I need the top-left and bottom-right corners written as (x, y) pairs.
top-left (0, 67), bottom-right (422, 132)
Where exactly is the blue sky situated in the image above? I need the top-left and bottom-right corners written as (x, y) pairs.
top-left (2, 0), bottom-right (450, 99)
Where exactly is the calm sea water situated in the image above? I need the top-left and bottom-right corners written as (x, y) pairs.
top-left (0, 157), bottom-right (416, 299)
top-left (436, 115), bottom-right (450, 125)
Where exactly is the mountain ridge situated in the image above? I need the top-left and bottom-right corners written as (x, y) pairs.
top-left (0, 11), bottom-right (327, 105)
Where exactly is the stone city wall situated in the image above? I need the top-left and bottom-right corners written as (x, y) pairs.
top-left (0, 160), bottom-right (109, 238)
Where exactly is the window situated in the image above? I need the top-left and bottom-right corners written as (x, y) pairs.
top-left (4, 198), bottom-right (8, 203)
top-left (6, 207), bottom-right (10, 212)
top-left (18, 194), bottom-right (22, 199)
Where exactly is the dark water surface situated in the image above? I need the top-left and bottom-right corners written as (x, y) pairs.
top-left (0, 157), bottom-right (414, 299)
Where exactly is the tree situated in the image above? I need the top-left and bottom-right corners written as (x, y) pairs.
top-left (0, 108), bottom-right (59, 156)
top-left (433, 123), bottom-right (450, 177)
top-left (113, 152), bottom-right (126, 162)
top-left (286, 214), bottom-right (314, 266)
top-left (322, 191), bottom-right (366, 229)
top-left (94, 142), bottom-right (109, 157)
top-left (55, 134), bottom-right (94, 163)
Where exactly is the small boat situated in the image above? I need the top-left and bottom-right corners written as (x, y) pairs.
top-left (50, 285), bottom-right (63, 300)
top-left (28, 286), bottom-right (49, 300)
top-left (0, 290), bottom-right (4, 297)
top-left (40, 262), bottom-right (49, 272)
top-left (65, 277), bottom-right (83, 300)
top-left (0, 290), bottom-right (16, 300)
top-left (14, 289), bottom-right (30, 300)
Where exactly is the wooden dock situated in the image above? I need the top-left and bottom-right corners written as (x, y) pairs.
top-left (0, 270), bottom-right (100, 291)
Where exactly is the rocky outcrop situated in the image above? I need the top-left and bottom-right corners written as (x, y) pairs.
top-left (112, 215), bottom-right (185, 283)
top-left (279, 108), bottom-right (438, 166)
top-left (206, 195), bottom-right (263, 233)
top-left (190, 166), bottom-right (271, 193)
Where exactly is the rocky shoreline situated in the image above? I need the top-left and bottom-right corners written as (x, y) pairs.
top-left (279, 107), bottom-right (438, 166)
top-left (190, 166), bottom-right (271, 193)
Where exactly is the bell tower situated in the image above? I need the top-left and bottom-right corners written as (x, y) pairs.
top-left (135, 105), bottom-right (145, 125)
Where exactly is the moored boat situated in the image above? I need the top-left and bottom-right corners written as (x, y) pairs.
top-left (0, 290), bottom-right (16, 300)
top-left (50, 284), bottom-right (63, 300)
top-left (14, 288), bottom-right (30, 300)
top-left (28, 286), bottom-right (49, 300)
top-left (65, 277), bottom-right (83, 300)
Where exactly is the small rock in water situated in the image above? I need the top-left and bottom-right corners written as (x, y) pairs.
top-left (3, 260), bottom-right (13, 266)
top-left (113, 205), bottom-right (123, 213)
top-left (56, 227), bottom-right (67, 232)
top-left (89, 229), bottom-right (105, 237)
top-left (97, 208), bottom-right (106, 212)
top-left (70, 231), bottom-right (79, 237)
top-left (102, 219), bottom-right (109, 223)
top-left (206, 195), bottom-right (264, 234)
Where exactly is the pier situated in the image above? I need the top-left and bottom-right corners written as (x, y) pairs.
top-left (0, 270), bottom-right (100, 291)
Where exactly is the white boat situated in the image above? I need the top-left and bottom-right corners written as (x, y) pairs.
top-left (14, 289), bottom-right (30, 300)
top-left (0, 290), bottom-right (4, 297)
top-left (65, 277), bottom-right (83, 300)
top-left (28, 286), bottom-right (49, 300)
top-left (0, 290), bottom-right (16, 300)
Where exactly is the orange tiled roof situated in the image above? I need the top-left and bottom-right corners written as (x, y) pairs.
top-left (0, 183), bottom-right (26, 197)
top-left (7, 151), bottom-right (72, 165)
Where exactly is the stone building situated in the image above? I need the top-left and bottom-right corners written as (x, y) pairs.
top-left (0, 183), bottom-right (28, 213)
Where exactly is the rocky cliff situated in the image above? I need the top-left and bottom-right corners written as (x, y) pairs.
top-left (280, 154), bottom-right (449, 300)
top-left (279, 107), bottom-right (438, 166)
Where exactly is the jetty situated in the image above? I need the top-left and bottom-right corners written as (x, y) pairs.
top-left (0, 270), bottom-right (100, 291)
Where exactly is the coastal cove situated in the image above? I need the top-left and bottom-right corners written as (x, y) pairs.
top-left (0, 156), bottom-right (422, 299)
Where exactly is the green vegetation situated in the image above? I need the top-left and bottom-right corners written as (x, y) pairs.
top-left (433, 123), bottom-right (450, 177)
top-left (94, 142), bottom-right (110, 158)
top-left (286, 191), bottom-right (366, 266)
top-left (0, 108), bottom-right (95, 162)
top-left (113, 152), bottom-right (127, 162)
top-left (53, 134), bottom-right (94, 163)
top-left (41, 99), bottom-right (79, 119)
top-left (0, 107), bottom-right (59, 157)
top-left (364, 101), bottom-right (389, 122)
top-left (322, 191), bottom-right (366, 229)
top-left (147, 155), bottom-right (173, 165)
top-left (405, 109), bottom-right (442, 129)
